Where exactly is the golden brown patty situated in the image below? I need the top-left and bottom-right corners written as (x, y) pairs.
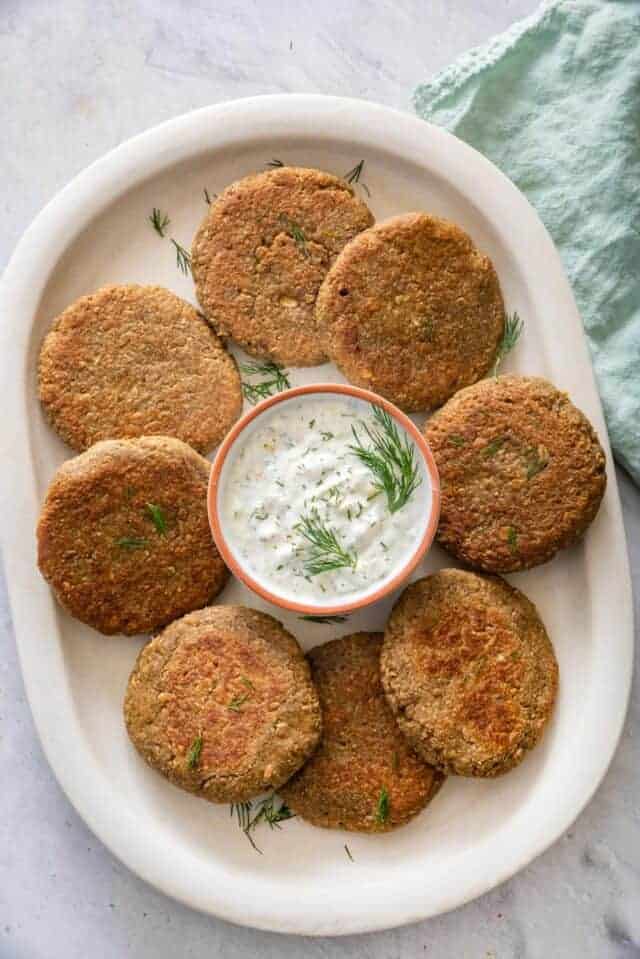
top-left (37, 436), bottom-right (228, 635)
top-left (280, 633), bottom-right (444, 832)
top-left (316, 212), bottom-right (505, 410)
top-left (381, 570), bottom-right (558, 777)
top-left (124, 606), bottom-right (322, 803)
top-left (38, 284), bottom-right (242, 454)
top-left (191, 167), bottom-right (374, 366)
top-left (424, 375), bottom-right (607, 571)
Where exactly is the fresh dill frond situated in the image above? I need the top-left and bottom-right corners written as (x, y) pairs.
top-left (483, 436), bottom-right (507, 457)
top-left (296, 510), bottom-right (357, 576)
top-left (344, 159), bottom-right (365, 184)
top-left (228, 692), bottom-right (250, 712)
top-left (493, 311), bottom-right (524, 375)
top-left (349, 405), bottom-right (421, 514)
top-left (449, 434), bottom-right (466, 447)
top-left (240, 361), bottom-right (291, 404)
top-left (247, 794), bottom-right (295, 831)
top-left (145, 503), bottom-right (167, 535)
top-left (230, 801), bottom-right (252, 831)
top-left (526, 447), bottom-right (549, 480)
top-left (227, 678), bottom-right (255, 712)
top-left (149, 207), bottom-right (170, 237)
top-left (203, 187), bottom-right (216, 205)
top-left (344, 843), bottom-right (354, 862)
top-left (418, 316), bottom-right (434, 342)
top-left (299, 614), bottom-right (349, 624)
top-left (266, 158), bottom-right (285, 168)
top-left (375, 786), bottom-right (390, 824)
top-left (171, 239), bottom-right (192, 275)
top-left (230, 794), bottom-right (294, 853)
top-left (278, 215), bottom-right (308, 257)
top-left (230, 801), bottom-right (262, 852)
top-left (186, 734), bottom-right (203, 769)
top-left (507, 526), bottom-right (518, 551)
top-left (343, 159), bottom-right (371, 196)
top-left (115, 536), bottom-right (148, 550)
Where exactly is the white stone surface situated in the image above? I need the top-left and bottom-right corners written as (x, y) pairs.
top-left (0, 2), bottom-right (638, 956)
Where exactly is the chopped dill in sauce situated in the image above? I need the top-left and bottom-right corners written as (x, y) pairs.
top-left (220, 394), bottom-right (430, 605)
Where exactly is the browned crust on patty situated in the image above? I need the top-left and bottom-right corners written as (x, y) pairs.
top-left (381, 570), bottom-right (559, 777)
top-left (124, 606), bottom-right (322, 803)
top-left (424, 375), bottom-right (607, 572)
top-left (316, 212), bottom-right (505, 411)
top-left (37, 436), bottom-right (228, 635)
top-left (38, 284), bottom-right (242, 454)
top-left (191, 167), bottom-right (374, 366)
top-left (280, 633), bottom-right (444, 832)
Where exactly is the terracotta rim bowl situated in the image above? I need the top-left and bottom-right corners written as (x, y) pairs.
top-left (208, 383), bottom-right (440, 615)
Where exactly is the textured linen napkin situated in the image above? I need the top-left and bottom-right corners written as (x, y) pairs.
top-left (414, 0), bottom-right (640, 483)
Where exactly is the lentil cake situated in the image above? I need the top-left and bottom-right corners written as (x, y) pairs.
top-left (37, 436), bottom-right (228, 635)
top-left (316, 212), bottom-right (505, 410)
top-left (381, 570), bottom-right (559, 777)
top-left (280, 633), bottom-right (444, 832)
top-left (191, 166), bottom-right (374, 366)
top-left (124, 606), bottom-right (322, 803)
top-left (424, 375), bottom-right (607, 571)
top-left (38, 284), bottom-right (242, 454)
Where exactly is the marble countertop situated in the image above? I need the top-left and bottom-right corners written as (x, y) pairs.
top-left (1, 2), bottom-right (638, 956)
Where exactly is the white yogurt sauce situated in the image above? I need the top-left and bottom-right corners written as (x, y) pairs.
top-left (219, 394), bottom-right (431, 606)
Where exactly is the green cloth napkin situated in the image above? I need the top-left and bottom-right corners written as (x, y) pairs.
top-left (414, 0), bottom-right (640, 483)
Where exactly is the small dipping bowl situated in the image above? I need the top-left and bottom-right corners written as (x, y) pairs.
top-left (208, 384), bottom-right (440, 615)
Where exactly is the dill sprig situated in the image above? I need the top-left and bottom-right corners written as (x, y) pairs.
top-left (349, 405), bottom-right (421, 514)
top-left (493, 311), bottom-right (523, 375)
top-left (228, 692), bottom-right (250, 712)
top-left (266, 158), bottom-right (285, 168)
top-left (344, 159), bottom-right (371, 197)
top-left (278, 215), bottom-right (308, 257)
top-left (344, 843), bottom-right (354, 862)
top-left (149, 208), bottom-right (170, 237)
top-left (146, 503), bottom-right (167, 535)
top-left (247, 794), bottom-right (295, 831)
top-left (115, 536), bottom-right (148, 550)
top-left (171, 239), bottom-right (192, 275)
top-left (203, 187), bottom-right (216, 205)
top-left (299, 614), bottom-right (349, 625)
top-left (186, 734), bottom-right (203, 769)
top-left (227, 677), bottom-right (255, 712)
top-left (240, 361), bottom-right (291, 404)
top-left (230, 794), bottom-right (294, 854)
top-left (483, 436), bottom-right (507, 458)
top-left (296, 510), bottom-right (357, 577)
top-left (375, 786), bottom-right (390, 824)
top-left (525, 446), bottom-right (549, 480)
top-left (230, 801), bottom-right (252, 831)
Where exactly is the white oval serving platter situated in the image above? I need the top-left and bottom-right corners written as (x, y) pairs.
top-left (0, 95), bottom-right (632, 936)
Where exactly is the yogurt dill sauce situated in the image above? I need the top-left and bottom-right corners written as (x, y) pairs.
top-left (219, 394), bottom-right (431, 606)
